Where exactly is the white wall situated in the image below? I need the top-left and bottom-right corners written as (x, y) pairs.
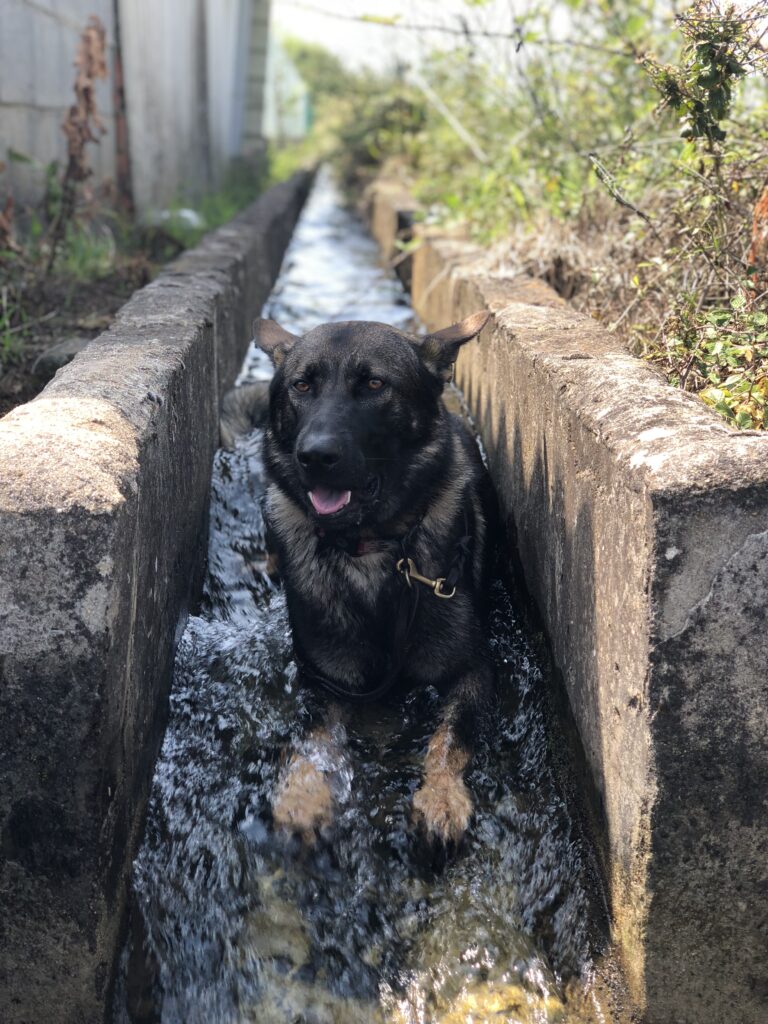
top-left (119, 0), bottom-right (273, 216)
top-left (0, 0), bottom-right (118, 207)
top-left (206, 0), bottom-right (248, 174)
top-left (117, 0), bottom-right (213, 216)
top-left (0, 0), bottom-right (272, 218)
top-left (242, 0), bottom-right (271, 154)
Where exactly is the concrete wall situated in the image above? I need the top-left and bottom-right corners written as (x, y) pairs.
top-left (117, 0), bottom-right (212, 214)
top-left (0, 0), bottom-right (117, 206)
top-left (205, 0), bottom-right (248, 172)
top-left (0, 170), bottom-right (312, 1024)
top-left (368, 181), bottom-right (768, 1024)
top-left (242, 0), bottom-right (271, 154)
top-left (0, 0), bottom-right (272, 216)
top-left (118, 0), bottom-right (271, 214)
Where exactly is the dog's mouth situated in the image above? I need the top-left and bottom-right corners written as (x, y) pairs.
top-left (308, 487), bottom-right (352, 516)
top-left (307, 476), bottom-right (380, 517)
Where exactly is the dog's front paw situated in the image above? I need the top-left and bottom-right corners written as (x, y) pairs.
top-left (413, 772), bottom-right (472, 845)
top-left (272, 756), bottom-right (334, 841)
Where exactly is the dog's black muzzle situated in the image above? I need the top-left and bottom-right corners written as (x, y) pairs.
top-left (293, 401), bottom-right (385, 522)
top-left (294, 418), bottom-right (367, 489)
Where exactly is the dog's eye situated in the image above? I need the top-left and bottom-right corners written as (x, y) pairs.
top-left (293, 379), bottom-right (310, 393)
top-left (367, 378), bottom-right (384, 391)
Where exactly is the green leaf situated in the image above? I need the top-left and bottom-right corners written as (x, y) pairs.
top-left (625, 14), bottom-right (647, 40)
top-left (707, 310), bottom-right (731, 325)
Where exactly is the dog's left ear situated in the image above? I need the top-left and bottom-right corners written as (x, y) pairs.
top-left (253, 318), bottom-right (300, 366)
top-left (415, 311), bottom-right (490, 381)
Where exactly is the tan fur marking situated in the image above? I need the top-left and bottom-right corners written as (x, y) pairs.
top-left (265, 551), bottom-right (279, 578)
top-left (272, 730), bottom-right (335, 841)
top-left (413, 724), bottom-right (472, 844)
top-left (272, 756), bottom-right (333, 840)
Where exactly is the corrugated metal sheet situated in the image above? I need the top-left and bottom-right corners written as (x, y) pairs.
top-left (0, 0), bottom-right (272, 216)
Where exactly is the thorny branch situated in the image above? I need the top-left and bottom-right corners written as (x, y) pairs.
top-left (280, 1), bottom-right (638, 59)
top-left (587, 152), bottom-right (660, 238)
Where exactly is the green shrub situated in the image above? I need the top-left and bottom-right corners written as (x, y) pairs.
top-left (286, 1), bottom-right (768, 428)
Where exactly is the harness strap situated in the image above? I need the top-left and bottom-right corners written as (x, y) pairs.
top-left (444, 503), bottom-right (474, 589)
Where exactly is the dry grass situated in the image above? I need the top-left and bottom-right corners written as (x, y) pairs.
top-left (477, 134), bottom-right (768, 429)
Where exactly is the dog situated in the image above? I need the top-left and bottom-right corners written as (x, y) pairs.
top-left (221, 311), bottom-right (496, 846)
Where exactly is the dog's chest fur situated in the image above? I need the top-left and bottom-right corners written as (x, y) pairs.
top-left (265, 426), bottom-right (488, 693)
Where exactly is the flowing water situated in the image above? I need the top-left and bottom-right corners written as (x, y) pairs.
top-left (115, 170), bottom-right (618, 1024)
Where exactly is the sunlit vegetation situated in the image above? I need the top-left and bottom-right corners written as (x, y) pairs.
top-left (286, 1), bottom-right (768, 428)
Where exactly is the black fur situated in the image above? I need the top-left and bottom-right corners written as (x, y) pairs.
top-left (222, 312), bottom-right (497, 844)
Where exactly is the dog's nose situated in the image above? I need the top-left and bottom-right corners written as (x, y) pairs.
top-left (297, 435), bottom-right (341, 470)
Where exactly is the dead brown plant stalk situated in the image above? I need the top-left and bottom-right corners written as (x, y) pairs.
top-left (45, 16), bottom-right (108, 275)
top-left (0, 196), bottom-right (20, 254)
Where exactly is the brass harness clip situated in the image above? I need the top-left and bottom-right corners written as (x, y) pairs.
top-left (396, 557), bottom-right (456, 600)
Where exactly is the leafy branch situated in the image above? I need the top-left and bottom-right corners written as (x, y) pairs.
top-left (642, 1), bottom-right (768, 142)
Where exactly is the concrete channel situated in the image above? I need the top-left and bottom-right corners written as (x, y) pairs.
top-left (1, 162), bottom-right (766, 1024)
top-left (367, 177), bottom-right (768, 1024)
top-left (0, 171), bottom-right (312, 1023)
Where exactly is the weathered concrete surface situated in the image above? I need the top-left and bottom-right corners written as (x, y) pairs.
top-left (0, 170), bottom-right (311, 1024)
top-left (368, 183), bottom-right (768, 1024)
top-left (1, 0), bottom-right (271, 215)
top-left (31, 336), bottom-right (91, 383)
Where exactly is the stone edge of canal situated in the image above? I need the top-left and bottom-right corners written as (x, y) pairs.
top-left (0, 170), bottom-right (313, 1024)
top-left (366, 172), bottom-right (768, 1024)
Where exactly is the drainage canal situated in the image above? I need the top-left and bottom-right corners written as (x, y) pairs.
top-left (114, 170), bottom-right (615, 1023)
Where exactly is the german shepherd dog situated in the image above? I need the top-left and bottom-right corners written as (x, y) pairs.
top-left (221, 311), bottom-right (496, 846)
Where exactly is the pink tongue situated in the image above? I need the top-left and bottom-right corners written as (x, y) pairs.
top-left (309, 487), bottom-right (351, 515)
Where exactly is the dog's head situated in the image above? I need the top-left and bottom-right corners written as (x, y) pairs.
top-left (258, 313), bottom-right (489, 528)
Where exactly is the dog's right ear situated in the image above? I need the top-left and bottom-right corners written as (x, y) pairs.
top-left (253, 319), bottom-right (300, 366)
top-left (415, 310), bottom-right (490, 382)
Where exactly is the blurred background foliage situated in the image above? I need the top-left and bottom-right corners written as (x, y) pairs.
top-left (284, 0), bottom-right (768, 428)
top-left (2, 1), bottom-right (766, 428)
